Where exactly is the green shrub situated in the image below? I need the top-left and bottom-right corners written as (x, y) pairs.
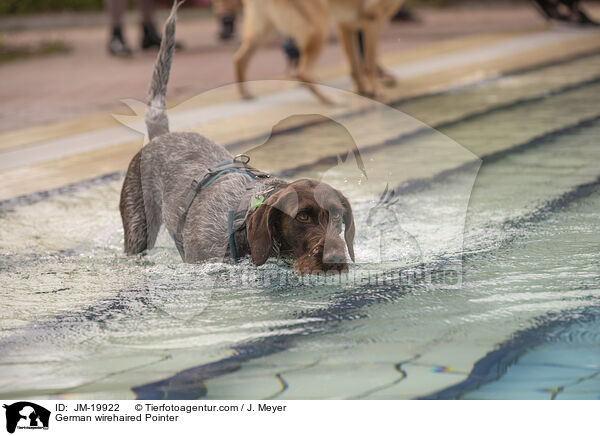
top-left (0, 0), bottom-right (142, 14)
top-left (0, 36), bottom-right (71, 62)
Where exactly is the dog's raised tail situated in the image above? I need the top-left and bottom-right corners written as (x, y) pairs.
top-left (146, 0), bottom-right (183, 140)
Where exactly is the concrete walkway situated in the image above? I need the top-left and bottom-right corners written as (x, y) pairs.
top-left (1, 4), bottom-right (599, 201)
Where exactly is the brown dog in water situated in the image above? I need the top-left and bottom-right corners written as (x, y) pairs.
top-left (119, 1), bottom-right (356, 273)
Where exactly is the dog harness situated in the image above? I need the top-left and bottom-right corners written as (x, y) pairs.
top-left (172, 154), bottom-right (272, 262)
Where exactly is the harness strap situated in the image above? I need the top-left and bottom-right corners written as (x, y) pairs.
top-left (227, 185), bottom-right (278, 263)
top-left (227, 210), bottom-right (239, 263)
top-left (172, 155), bottom-right (270, 260)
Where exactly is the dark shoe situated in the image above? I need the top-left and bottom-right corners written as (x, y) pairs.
top-left (141, 22), bottom-right (162, 49)
top-left (141, 22), bottom-right (184, 50)
top-left (282, 38), bottom-right (300, 68)
top-left (392, 5), bottom-right (417, 22)
top-left (532, 0), bottom-right (561, 20)
top-left (573, 9), bottom-right (599, 26)
top-left (108, 27), bottom-right (132, 57)
top-left (218, 15), bottom-right (236, 40)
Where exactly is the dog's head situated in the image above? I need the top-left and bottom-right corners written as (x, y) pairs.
top-left (246, 179), bottom-right (355, 273)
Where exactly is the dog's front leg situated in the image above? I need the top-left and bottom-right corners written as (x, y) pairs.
top-left (361, 20), bottom-right (380, 98)
top-left (337, 23), bottom-right (368, 96)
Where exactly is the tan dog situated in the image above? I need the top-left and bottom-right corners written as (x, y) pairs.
top-left (234, 0), bottom-right (405, 102)
top-left (234, 0), bottom-right (331, 102)
top-left (330, 0), bottom-right (405, 95)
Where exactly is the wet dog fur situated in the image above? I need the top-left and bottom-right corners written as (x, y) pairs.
top-left (119, 1), bottom-right (356, 273)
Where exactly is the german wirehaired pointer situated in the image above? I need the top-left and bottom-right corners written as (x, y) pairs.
top-left (119, 1), bottom-right (355, 273)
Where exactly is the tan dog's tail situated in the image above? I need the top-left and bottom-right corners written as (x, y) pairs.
top-left (145, 0), bottom-right (184, 140)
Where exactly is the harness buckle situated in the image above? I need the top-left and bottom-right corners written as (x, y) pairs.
top-left (233, 154), bottom-right (251, 165)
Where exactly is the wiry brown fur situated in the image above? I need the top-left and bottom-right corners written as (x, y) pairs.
top-left (119, 150), bottom-right (147, 254)
top-left (119, 1), bottom-right (357, 273)
top-left (246, 179), bottom-right (354, 273)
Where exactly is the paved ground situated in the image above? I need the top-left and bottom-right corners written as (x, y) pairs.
top-left (1, 3), bottom-right (599, 202)
top-left (0, 4), bottom-right (558, 132)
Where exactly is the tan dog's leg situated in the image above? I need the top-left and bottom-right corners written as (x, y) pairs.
top-left (294, 28), bottom-right (332, 104)
top-left (361, 21), bottom-right (379, 97)
top-left (374, 0), bottom-right (405, 87)
top-left (374, 18), bottom-right (396, 87)
top-left (337, 23), bottom-right (367, 95)
top-left (268, 0), bottom-right (332, 104)
top-left (234, 0), bottom-right (275, 99)
top-left (377, 65), bottom-right (397, 87)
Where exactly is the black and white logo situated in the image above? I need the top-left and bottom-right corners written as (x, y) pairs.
top-left (3, 402), bottom-right (50, 434)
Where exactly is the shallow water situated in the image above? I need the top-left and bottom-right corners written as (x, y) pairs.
top-left (0, 51), bottom-right (599, 399)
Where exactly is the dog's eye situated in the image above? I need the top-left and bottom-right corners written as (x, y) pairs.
top-left (296, 212), bottom-right (311, 223)
top-left (331, 212), bottom-right (342, 220)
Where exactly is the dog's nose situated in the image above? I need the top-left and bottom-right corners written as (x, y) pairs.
top-left (322, 251), bottom-right (346, 265)
top-left (322, 232), bottom-right (347, 266)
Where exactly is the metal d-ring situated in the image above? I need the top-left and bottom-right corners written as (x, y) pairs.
top-left (233, 154), bottom-right (250, 164)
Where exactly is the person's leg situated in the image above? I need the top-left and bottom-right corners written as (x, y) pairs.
top-left (105, 0), bottom-right (132, 56)
top-left (139, 0), bottom-right (154, 25)
top-left (139, 0), bottom-right (162, 49)
top-left (106, 0), bottom-right (126, 27)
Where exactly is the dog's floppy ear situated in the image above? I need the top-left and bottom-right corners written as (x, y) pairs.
top-left (338, 191), bottom-right (355, 262)
top-left (246, 202), bottom-right (275, 266)
top-left (246, 187), bottom-right (297, 266)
